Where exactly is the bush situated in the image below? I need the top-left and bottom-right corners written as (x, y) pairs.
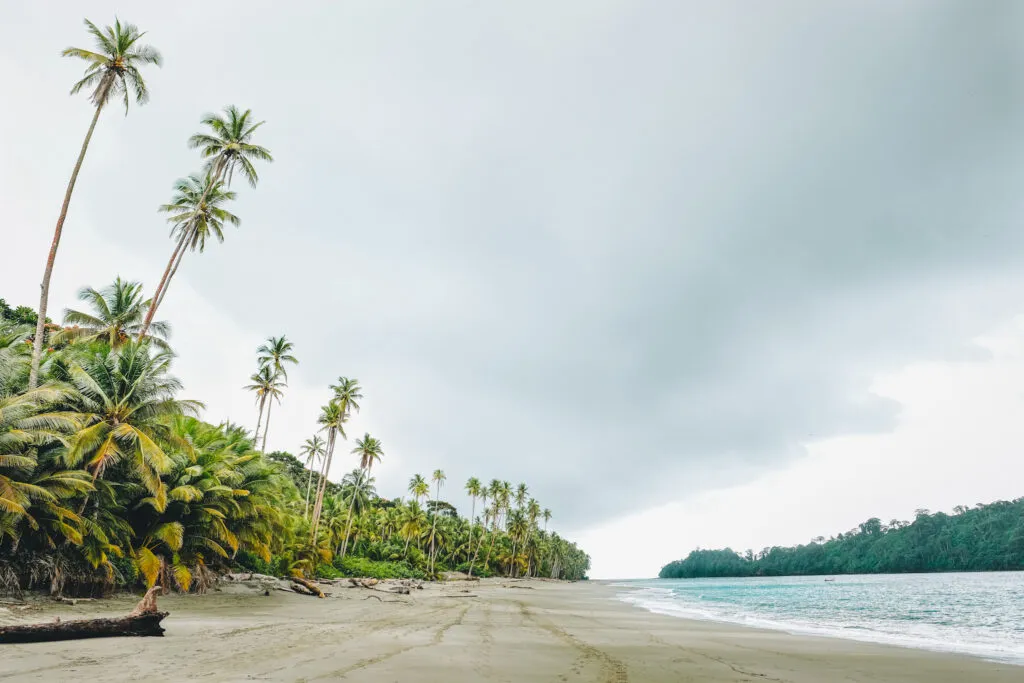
top-left (332, 556), bottom-right (425, 580)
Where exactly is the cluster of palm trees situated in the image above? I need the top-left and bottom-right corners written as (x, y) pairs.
top-left (28, 18), bottom-right (270, 389)
top-left (1, 16), bottom-right (590, 595)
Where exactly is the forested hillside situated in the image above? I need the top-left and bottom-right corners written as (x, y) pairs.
top-left (660, 499), bottom-right (1024, 578)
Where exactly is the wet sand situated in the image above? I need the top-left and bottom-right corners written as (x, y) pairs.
top-left (0, 578), bottom-right (1019, 682)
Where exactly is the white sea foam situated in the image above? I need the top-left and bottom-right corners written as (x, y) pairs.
top-left (613, 573), bottom-right (1024, 665)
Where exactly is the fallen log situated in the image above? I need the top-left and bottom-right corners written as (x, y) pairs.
top-left (290, 577), bottom-right (325, 598)
top-left (0, 587), bottom-right (167, 645)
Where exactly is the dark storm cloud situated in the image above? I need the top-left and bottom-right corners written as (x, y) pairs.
top-left (8, 1), bottom-right (1023, 528)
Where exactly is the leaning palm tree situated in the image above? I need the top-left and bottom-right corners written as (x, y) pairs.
top-left (299, 435), bottom-right (325, 518)
top-left (243, 366), bottom-right (283, 450)
top-left (30, 18), bottom-right (161, 388)
top-left (255, 336), bottom-right (297, 451)
top-left (139, 105), bottom-right (272, 338)
top-left (54, 278), bottom-right (169, 349)
top-left (144, 173), bottom-right (240, 318)
top-left (339, 434), bottom-right (383, 559)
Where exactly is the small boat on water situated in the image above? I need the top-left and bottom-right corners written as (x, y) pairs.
top-left (824, 578), bottom-right (836, 582)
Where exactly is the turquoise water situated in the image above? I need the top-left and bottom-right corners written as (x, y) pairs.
top-left (615, 573), bottom-right (1024, 664)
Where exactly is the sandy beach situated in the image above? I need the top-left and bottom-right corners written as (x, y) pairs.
top-left (0, 578), bottom-right (1019, 682)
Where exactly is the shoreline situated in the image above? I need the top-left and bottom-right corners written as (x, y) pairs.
top-left (2, 578), bottom-right (1021, 682)
top-left (606, 579), bottom-right (1024, 667)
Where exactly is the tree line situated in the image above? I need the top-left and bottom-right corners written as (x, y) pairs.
top-left (1, 17), bottom-right (589, 596)
top-left (659, 499), bottom-right (1024, 579)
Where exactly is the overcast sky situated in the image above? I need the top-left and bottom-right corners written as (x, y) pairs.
top-left (2, 1), bottom-right (1023, 578)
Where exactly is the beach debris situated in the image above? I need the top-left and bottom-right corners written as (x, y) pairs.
top-left (0, 587), bottom-right (168, 644)
top-left (289, 577), bottom-right (326, 598)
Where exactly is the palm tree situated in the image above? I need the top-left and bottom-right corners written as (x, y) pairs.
top-left (542, 508), bottom-right (552, 533)
top-left (339, 434), bottom-right (383, 558)
top-left (243, 366), bottom-right (283, 450)
top-left (408, 474), bottom-right (428, 504)
top-left (465, 477), bottom-right (481, 528)
top-left (29, 18), bottom-right (161, 388)
top-left (55, 278), bottom-right (169, 349)
top-left (140, 105), bottom-right (272, 338)
top-left (515, 482), bottom-right (528, 510)
top-left (255, 336), bottom-right (297, 451)
top-left (427, 469), bottom-right (446, 573)
top-left (0, 386), bottom-right (82, 524)
top-left (62, 341), bottom-right (201, 511)
top-left (309, 401), bottom-right (347, 541)
top-left (144, 174), bottom-right (240, 320)
top-left (329, 377), bottom-right (362, 416)
top-left (299, 435), bottom-right (325, 518)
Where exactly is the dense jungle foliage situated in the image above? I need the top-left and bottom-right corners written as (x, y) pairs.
top-left (1, 18), bottom-right (588, 596)
top-left (659, 499), bottom-right (1024, 578)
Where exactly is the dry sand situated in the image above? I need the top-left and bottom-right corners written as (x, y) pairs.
top-left (0, 578), bottom-right (1019, 682)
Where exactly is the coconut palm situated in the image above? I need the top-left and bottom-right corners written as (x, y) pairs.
top-left (408, 474), bottom-right (428, 504)
top-left (352, 433), bottom-right (383, 473)
top-left (338, 435), bottom-right (383, 559)
top-left (29, 18), bottom-right (162, 388)
top-left (62, 341), bottom-right (201, 511)
top-left (142, 174), bottom-right (240, 322)
top-left (139, 105), bottom-right (272, 338)
top-left (309, 401), bottom-right (347, 540)
top-left (55, 278), bottom-right (169, 349)
top-left (337, 467), bottom-right (377, 558)
top-left (329, 377), bottom-right (362, 416)
top-left (255, 336), bottom-right (298, 451)
top-left (299, 435), bottom-right (325, 518)
top-left (243, 366), bottom-right (283, 450)
top-left (427, 469), bottom-right (446, 573)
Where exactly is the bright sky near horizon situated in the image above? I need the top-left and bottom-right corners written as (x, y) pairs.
top-left (1, 1), bottom-right (1023, 579)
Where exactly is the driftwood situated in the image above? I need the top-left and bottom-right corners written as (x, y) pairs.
top-left (0, 587), bottom-right (167, 644)
top-left (289, 577), bottom-right (325, 598)
top-left (439, 594), bottom-right (478, 598)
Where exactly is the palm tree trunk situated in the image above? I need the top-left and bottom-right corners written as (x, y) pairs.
top-left (153, 235), bottom-right (187, 311)
top-left (29, 102), bottom-right (106, 388)
top-left (253, 395), bottom-right (266, 448)
top-left (261, 399), bottom-right (273, 452)
top-left (467, 528), bottom-right (483, 577)
top-left (339, 478), bottom-right (360, 559)
top-left (138, 159), bottom-right (226, 339)
top-left (310, 430), bottom-right (335, 541)
top-left (138, 231), bottom-right (187, 342)
top-left (303, 458), bottom-right (316, 518)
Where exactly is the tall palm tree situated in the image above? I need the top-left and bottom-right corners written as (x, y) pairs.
top-left (299, 435), bottom-right (325, 518)
top-left (310, 401), bottom-right (347, 541)
top-left (408, 474), bottom-right (428, 504)
top-left (255, 336), bottom-right (297, 451)
top-left (55, 278), bottom-right (169, 349)
top-left (140, 105), bottom-right (272, 338)
top-left (465, 477), bottom-right (481, 528)
top-left (243, 366), bottom-right (283, 450)
top-left (329, 377), bottom-right (362, 416)
top-left (339, 434), bottom-right (383, 558)
top-left (30, 18), bottom-right (161, 388)
top-left (427, 469), bottom-right (446, 573)
top-left (542, 508), bottom-right (552, 533)
top-left (515, 482), bottom-right (529, 510)
top-left (144, 174), bottom-right (239, 319)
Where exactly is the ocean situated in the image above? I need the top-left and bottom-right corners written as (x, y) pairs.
top-left (614, 572), bottom-right (1024, 665)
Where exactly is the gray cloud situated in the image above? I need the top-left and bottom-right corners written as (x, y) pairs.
top-left (2, 1), bottom-right (1023, 530)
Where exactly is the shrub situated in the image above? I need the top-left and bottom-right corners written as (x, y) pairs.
top-left (332, 556), bottom-right (425, 580)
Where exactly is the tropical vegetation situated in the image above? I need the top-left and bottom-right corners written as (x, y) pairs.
top-left (2, 16), bottom-right (589, 596)
top-left (659, 499), bottom-right (1024, 579)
